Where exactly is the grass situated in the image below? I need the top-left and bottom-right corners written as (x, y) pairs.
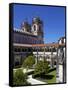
top-left (34, 68), bottom-right (56, 84)
top-left (45, 70), bottom-right (56, 84)
top-left (13, 66), bottom-right (56, 84)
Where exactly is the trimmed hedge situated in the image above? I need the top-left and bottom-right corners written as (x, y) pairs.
top-left (48, 67), bottom-right (56, 73)
top-left (26, 71), bottom-right (34, 75)
top-left (32, 73), bottom-right (40, 78)
top-left (23, 55), bottom-right (35, 69)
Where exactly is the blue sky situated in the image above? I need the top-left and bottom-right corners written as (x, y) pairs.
top-left (13, 4), bottom-right (65, 43)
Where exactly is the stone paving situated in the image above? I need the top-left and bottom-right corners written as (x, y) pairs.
top-left (14, 68), bottom-right (47, 85)
top-left (27, 75), bottom-right (47, 85)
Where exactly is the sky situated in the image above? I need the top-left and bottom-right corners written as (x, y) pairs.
top-left (13, 4), bottom-right (65, 43)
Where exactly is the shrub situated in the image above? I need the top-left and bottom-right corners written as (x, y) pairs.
top-left (48, 67), bottom-right (56, 73)
top-left (13, 69), bottom-right (30, 86)
top-left (23, 55), bottom-right (35, 69)
top-left (32, 72), bottom-right (40, 78)
top-left (34, 61), bottom-right (49, 76)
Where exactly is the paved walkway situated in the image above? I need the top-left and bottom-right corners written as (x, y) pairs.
top-left (14, 68), bottom-right (47, 85)
top-left (13, 68), bottom-right (34, 73)
top-left (27, 75), bottom-right (47, 85)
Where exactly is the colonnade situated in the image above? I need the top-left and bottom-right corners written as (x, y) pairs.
top-left (13, 43), bottom-right (66, 83)
top-left (34, 46), bottom-right (56, 68)
top-left (32, 45), bottom-right (65, 83)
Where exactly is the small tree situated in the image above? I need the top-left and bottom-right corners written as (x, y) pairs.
top-left (13, 69), bottom-right (30, 86)
top-left (34, 60), bottom-right (49, 75)
top-left (23, 55), bottom-right (35, 69)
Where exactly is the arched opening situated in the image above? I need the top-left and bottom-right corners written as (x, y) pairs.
top-left (34, 25), bottom-right (36, 31)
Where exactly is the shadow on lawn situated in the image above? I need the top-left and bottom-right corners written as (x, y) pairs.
top-left (38, 68), bottom-right (56, 80)
top-left (48, 67), bottom-right (56, 73)
top-left (44, 75), bottom-right (54, 79)
top-left (40, 74), bottom-right (54, 80)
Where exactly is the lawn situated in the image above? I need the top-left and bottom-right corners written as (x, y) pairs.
top-left (34, 68), bottom-right (56, 84)
top-left (45, 69), bottom-right (56, 84)
top-left (13, 67), bottom-right (56, 84)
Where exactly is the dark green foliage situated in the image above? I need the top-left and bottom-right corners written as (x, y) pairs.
top-left (34, 61), bottom-right (49, 76)
top-left (26, 71), bottom-right (34, 75)
top-left (23, 55), bottom-right (35, 69)
top-left (32, 73), bottom-right (40, 78)
top-left (48, 67), bottom-right (56, 73)
top-left (13, 69), bottom-right (30, 86)
top-left (44, 75), bottom-right (54, 79)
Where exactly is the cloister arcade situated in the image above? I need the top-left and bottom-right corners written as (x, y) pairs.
top-left (13, 43), bottom-right (66, 83)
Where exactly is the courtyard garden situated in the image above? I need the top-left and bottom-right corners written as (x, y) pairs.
top-left (13, 55), bottom-right (56, 86)
top-left (34, 68), bottom-right (56, 84)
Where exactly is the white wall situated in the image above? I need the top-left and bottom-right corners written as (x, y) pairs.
top-left (33, 52), bottom-right (57, 55)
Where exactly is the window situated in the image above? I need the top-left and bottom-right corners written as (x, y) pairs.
top-left (62, 39), bottom-right (64, 44)
top-left (14, 48), bottom-right (17, 52)
top-left (34, 25), bottom-right (36, 31)
top-left (17, 48), bottom-right (21, 52)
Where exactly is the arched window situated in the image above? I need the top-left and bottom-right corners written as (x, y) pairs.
top-left (14, 48), bottom-right (17, 52)
top-left (34, 25), bottom-right (36, 31)
top-left (17, 48), bottom-right (21, 52)
top-left (62, 39), bottom-right (64, 44)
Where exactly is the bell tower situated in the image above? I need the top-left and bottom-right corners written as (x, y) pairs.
top-left (31, 17), bottom-right (43, 43)
top-left (21, 21), bottom-right (31, 33)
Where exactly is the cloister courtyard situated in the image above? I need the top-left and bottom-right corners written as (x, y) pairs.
top-left (13, 43), bottom-right (65, 86)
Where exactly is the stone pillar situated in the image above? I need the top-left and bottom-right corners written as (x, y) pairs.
top-left (33, 47), bottom-right (38, 66)
top-left (63, 47), bottom-right (66, 83)
top-left (20, 47), bottom-right (22, 65)
top-left (37, 47), bottom-right (38, 63)
top-left (44, 46), bottom-right (45, 62)
top-left (56, 47), bottom-right (64, 83)
top-left (59, 47), bottom-right (63, 83)
top-left (51, 47), bottom-right (54, 68)
top-left (56, 47), bottom-right (59, 83)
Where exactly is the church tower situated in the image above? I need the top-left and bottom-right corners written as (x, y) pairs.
top-left (32, 17), bottom-right (43, 38)
top-left (31, 17), bottom-right (44, 43)
top-left (21, 21), bottom-right (31, 33)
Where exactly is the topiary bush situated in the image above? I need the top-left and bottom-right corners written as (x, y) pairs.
top-left (23, 55), bottom-right (35, 69)
top-left (32, 72), bottom-right (40, 78)
top-left (13, 69), bottom-right (30, 86)
top-left (33, 60), bottom-right (49, 78)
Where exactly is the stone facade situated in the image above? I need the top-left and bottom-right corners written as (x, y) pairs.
top-left (56, 37), bottom-right (66, 83)
top-left (13, 17), bottom-right (44, 67)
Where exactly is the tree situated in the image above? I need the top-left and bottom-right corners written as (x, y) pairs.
top-left (13, 69), bottom-right (30, 86)
top-left (23, 55), bottom-right (35, 69)
top-left (34, 60), bottom-right (49, 75)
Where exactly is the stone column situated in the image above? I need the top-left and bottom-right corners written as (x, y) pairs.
top-left (20, 47), bottom-right (22, 65)
top-left (63, 46), bottom-right (66, 83)
top-left (59, 47), bottom-right (63, 83)
top-left (34, 47), bottom-right (37, 65)
top-left (44, 46), bottom-right (45, 62)
top-left (37, 47), bottom-right (38, 63)
top-left (63, 47), bottom-right (66, 83)
top-left (56, 47), bottom-right (59, 83)
top-left (51, 47), bottom-right (54, 68)
top-left (56, 47), bottom-right (63, 83)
